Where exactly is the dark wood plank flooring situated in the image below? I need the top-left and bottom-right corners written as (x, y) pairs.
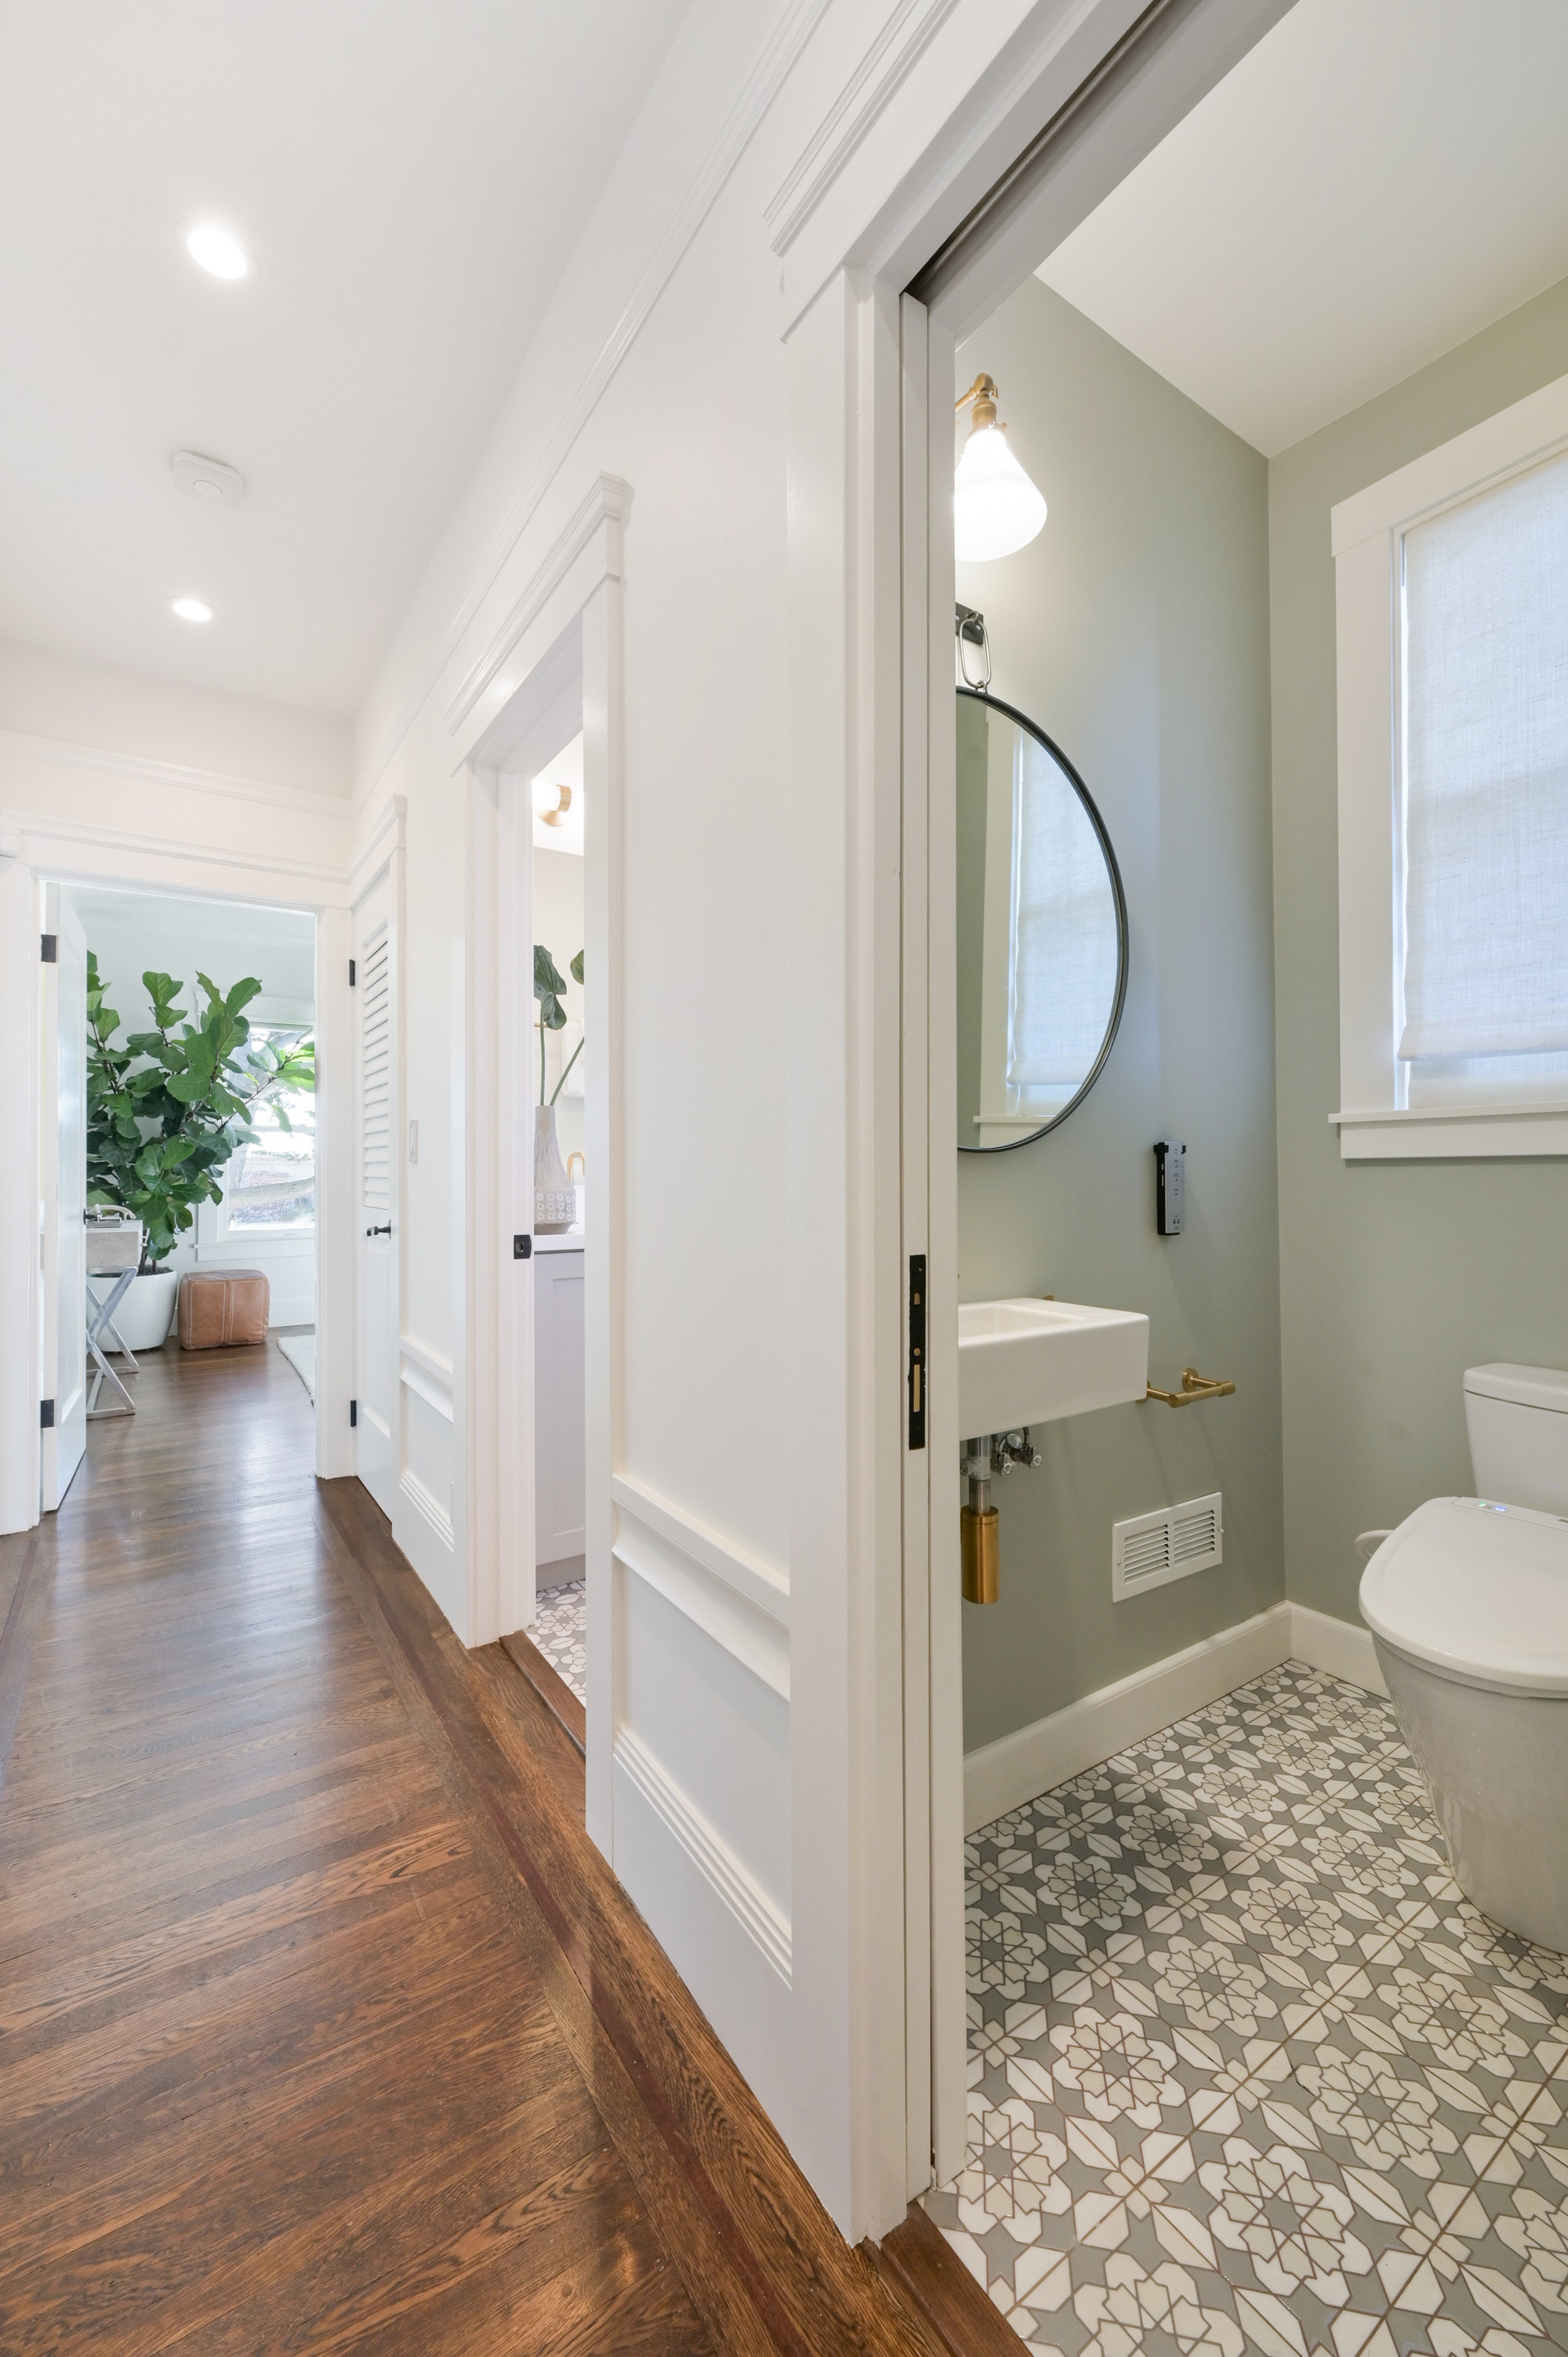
top-left (0, 1337), bottom-right (990, 2355)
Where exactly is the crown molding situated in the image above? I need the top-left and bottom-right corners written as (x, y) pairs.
top-left (358, 0), bottom-right (831, 802)
top-left (0, 727), bottom-right (352, 819)
top-left (764, 0), bottom-right (964, 256)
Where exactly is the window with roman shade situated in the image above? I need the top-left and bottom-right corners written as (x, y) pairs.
top-left (1330, 369), bottom-right (1568, 1159)
top-left (1399, 448), bottom-right (1568, 1078)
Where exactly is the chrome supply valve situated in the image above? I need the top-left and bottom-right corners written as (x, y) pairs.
top-left (993, 1428), bottom-right (1042, 1476)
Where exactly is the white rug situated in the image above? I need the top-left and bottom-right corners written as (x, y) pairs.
top-left (277, 1331), bottom-right (316, 1400)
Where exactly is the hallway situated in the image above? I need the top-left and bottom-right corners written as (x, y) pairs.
top-left (0, 1343), bottom-right (989, 2355)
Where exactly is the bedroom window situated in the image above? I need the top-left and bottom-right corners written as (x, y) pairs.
top-left (1332, 372), bottom-right (1568, 1158)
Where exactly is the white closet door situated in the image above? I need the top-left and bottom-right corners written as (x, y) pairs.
top-left (42, 889), bottom-right (88, 1509)
top-left (354, 874), bottom-right (397, 1517)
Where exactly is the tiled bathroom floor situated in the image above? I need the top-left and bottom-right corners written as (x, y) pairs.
top-left (532, 1577), bottom-right (586, 1701)
top-left (927, 1661), bottom-right (1568, 2357)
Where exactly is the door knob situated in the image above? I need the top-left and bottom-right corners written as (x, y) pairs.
top-left (365, 1222), bottom-right (392, 1237)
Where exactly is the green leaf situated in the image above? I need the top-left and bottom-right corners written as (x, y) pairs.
top-left (534, 943), bottom-right (567, 999)
top-left (226, 977), bottom-right (263, 1015)
top-left (165, 1071), bottom-right (209, 1104)
top-left (570, 949), bottom-right (584, 985)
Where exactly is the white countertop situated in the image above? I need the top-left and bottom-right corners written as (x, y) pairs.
top-left (535, 1230), bottom-right (585, 1254)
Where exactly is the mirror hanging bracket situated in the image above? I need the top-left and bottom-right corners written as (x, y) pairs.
top-left (956, 602), bottom-right (991, 691)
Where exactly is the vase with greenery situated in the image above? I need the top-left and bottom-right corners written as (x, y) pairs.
top-left (87, 956), bottom-right (316, 1273)
top-left (533, 943), bottom-right (583, 1231)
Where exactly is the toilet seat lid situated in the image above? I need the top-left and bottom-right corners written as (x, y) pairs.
top-left (1360, 1496), bottom-right (1568, 1696)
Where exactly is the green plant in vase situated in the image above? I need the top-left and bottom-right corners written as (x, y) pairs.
top-left (533, 942), bottom-right (584, 1102)
top-left (86, 954), bottom-right (315, 1270)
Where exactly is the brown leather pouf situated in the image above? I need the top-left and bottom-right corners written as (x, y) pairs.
top-left (177, 1269), bottom-right (271, 1349)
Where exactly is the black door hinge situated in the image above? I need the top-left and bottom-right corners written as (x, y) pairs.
top-left (349, 957), bottom-right (356, 986)
top-left (40, 934), bottom-right (56, 964)
top-left (350, 1399), bottom-right (358, 1427)
top-left (513, 1234), bottom-right (532, 1260)
top-left (40, 1397), bottom-right (56, 1429)
top-left (908, 1253), bottom-right (927, 1451)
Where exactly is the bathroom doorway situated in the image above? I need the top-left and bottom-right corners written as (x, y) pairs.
top-left (528, 728), bottom-right (589, 1719)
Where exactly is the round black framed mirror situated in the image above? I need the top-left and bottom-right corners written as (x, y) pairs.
top-left (956, 685), bottom-right (1128, 1153)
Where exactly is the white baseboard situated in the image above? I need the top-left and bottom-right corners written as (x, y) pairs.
top-left (964, 1603), bottom-right (1292, 1833)
top-left (1289, 1600), bottom-right (1388, 1698)
top-left (963, 1596), bottom-right (1388, 1832)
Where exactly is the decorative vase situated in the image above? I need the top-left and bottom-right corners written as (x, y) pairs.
top-left (534, 1103), bottom-right (577, 1233)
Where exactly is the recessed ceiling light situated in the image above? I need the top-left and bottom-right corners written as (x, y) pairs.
top-left (186, 223), bottom-right (249, 281)
top-left (171, 596), bottom-right (214, 624)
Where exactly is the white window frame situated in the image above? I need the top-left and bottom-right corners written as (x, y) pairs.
top-left (1332, 369), bottom-right (1568, 1159)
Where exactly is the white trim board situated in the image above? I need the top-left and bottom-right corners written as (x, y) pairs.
top-left (962, 1601), bottom-right (1387, 1833)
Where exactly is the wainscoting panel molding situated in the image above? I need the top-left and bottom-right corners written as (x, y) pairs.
top-left (612, 1480), bottom-right (789, 1701)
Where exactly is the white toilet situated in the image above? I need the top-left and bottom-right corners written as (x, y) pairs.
top-left (1359, 1363), bottom-right (1568, 1953)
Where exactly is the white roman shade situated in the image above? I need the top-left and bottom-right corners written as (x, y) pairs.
top-left (1007, 732), bottom-right (1118, 1088)
top-left (1399, 446), bottom-right (1568, 1062)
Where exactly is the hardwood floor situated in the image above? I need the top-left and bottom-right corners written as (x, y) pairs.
top-left (0, 1338), bottom-right (994, 2355)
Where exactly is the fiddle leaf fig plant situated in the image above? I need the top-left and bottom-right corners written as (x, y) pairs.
top-left (86, 953), bottom-right (316, 1270)
top-left (534, 943), bottom-right (584, 1105)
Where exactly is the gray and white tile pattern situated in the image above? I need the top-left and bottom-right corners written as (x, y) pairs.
top-left (531, 1577), bottom-right (586, 1701)
top-left (926, 1660), bottom-right (1568, 2357)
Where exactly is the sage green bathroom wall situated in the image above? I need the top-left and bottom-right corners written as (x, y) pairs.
top-left (1270, 278), bottom-right (1568, 1629)
top-left (955, 279), bottom-right (1283, 1754)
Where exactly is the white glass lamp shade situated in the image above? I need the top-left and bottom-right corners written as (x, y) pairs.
top-left (953, 423), bottom-right (1047, 561)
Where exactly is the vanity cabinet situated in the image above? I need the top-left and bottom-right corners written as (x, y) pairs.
top-left (534, 1241), bottom-right (585, 1574)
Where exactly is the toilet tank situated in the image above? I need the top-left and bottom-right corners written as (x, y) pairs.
top-left (1465, 1364), bottom-right (1568, 1513)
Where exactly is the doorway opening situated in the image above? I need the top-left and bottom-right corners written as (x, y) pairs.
top-left (527, 726), bottom-right (589, 1717)
top-left (901, 0), bottom-right (1568, 2311)
top-left (40, 874), bottom-right (325, 1512)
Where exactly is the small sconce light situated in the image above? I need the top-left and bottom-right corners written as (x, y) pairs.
top-left (533, 779), bottom-right (572, 828)
top-left (953, 373), bottom-right (1047, 562)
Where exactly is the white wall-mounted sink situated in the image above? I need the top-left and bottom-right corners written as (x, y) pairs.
top-left (959, 1297), bottom-right (1149, 1436)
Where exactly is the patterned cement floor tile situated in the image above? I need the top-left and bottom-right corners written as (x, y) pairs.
top-left (531, 1576), bottom-right (586, 1701)
top-left (933, 1659), bottom-right (1568, 2352)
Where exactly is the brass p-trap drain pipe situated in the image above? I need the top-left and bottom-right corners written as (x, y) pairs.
top-left (961, 1431), bottom-right (1042, 1603)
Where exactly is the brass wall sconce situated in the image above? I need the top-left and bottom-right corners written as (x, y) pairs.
top-left (536, 782), bottom-right (572, 827)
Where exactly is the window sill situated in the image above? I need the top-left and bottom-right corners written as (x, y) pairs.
top-left (1330, 1104), bottom-right (1568, 1160)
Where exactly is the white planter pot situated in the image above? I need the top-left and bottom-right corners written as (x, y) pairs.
top-left (103, 1271), bottom-right (180, 1353)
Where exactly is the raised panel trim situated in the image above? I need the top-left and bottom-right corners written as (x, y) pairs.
top-left (613, 1494), bottom-right (789, 1702)
top-left (399, 1465), bottom-right (456, 1553)
top-left (611, 1469), bottom-right (789, 1626)
top-left (613, 1727), bottom-right (791, 1986)
top-left (399, 1331), bottom-right (455, 1383)
top-left (400, 1361), bottom-right (454, 1423)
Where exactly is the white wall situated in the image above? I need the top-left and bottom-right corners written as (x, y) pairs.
top-left (0, 641), bottom-right (352, 799)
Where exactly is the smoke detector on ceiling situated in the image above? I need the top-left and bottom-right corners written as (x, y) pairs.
top-left (172, 450), bottom-right (245, 507)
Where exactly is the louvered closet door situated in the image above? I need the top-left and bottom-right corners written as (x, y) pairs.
top-left (354, 878), bottom-right (397, 1516)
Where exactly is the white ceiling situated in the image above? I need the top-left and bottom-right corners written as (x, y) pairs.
top-left (0, 2), bottom-right (689, 717)
top-left (1036, 0), bottom-right (1568, 457)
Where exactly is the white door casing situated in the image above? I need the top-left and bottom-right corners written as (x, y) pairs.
top-left (40, 886), bottom-right (88, 1511)
top-left (354, 869), bottom-right (397, 1517)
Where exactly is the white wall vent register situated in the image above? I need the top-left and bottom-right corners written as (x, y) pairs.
top-left (1112, 1492), bottom-right (1222, 1600)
